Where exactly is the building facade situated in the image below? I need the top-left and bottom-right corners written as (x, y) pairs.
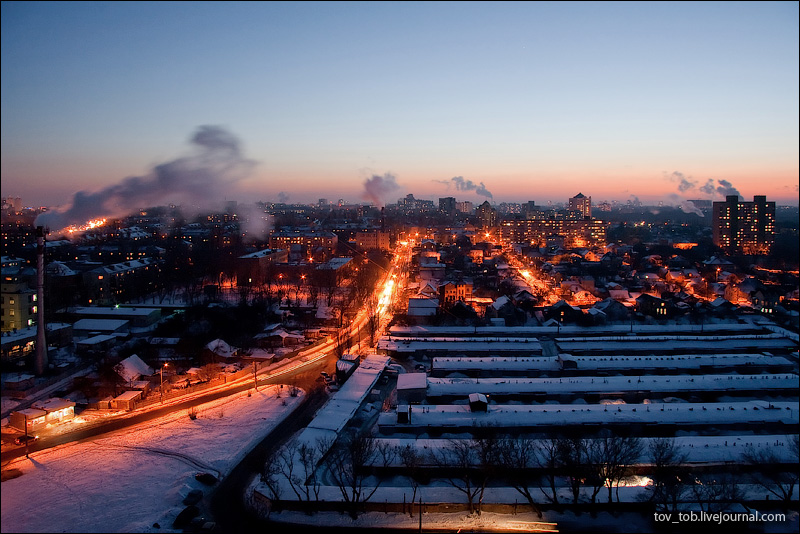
top-left (712, 195), bottom-right (775, 254)
top-left (568, 193), bottom-right (592, 218)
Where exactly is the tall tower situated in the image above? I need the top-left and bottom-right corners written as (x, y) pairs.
top-left (35, 226), bottom-right (48, 375)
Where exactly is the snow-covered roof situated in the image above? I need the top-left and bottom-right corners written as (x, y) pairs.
top-left (378, 337), bottom-right (543, 353)
top-left (397, 372), bottom-right (427, 390)
top-left (113, 390), bottom-right (143, 401)
top-left (115, 354), bottom-right (154, 383)
top-left (491, 295), bottom-right (510, 310)
top-left (426, 374), bottom-right (799, 397)
top-left (555, 335), bottom-right (796, 353)
top-left (378, 401), bottom-right (798, 430)
top-left (206, 338), bottom-right (237, 357)
top-left (31, 398), bottom-right (76, 412)
top-left (72, 318), bottom-right (129, 332)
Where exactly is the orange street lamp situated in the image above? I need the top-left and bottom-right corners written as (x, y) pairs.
top-left (160, 363), bottom-right (169, 404)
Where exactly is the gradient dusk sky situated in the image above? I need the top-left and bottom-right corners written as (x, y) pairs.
top-left (2, 1), bottom-right (798, 211)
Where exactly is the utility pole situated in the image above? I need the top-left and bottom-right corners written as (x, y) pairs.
top-left (24, 413), bottom-right (29, 458)
top-left (253, 361), bottom-right (258, 392)
top-left (418, 497), bottom-right (422, 533)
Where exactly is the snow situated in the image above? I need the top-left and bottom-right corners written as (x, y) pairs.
top-left (377, 401), bottom-right (799, 430)
top-left (431, 353), bottom-right (794, 373)
top-left (115, 354), bottom-right (154, 383)
top-left (556, 337), bottom-right (796, 353)
top-left (379, 337), bottom-right (544, 354)
top-left (426, 374), bottom-right (800, 397)
top-left (0, 385), bottom-right (304, 533)
top-left (388, 322), bottom-right (767, 337)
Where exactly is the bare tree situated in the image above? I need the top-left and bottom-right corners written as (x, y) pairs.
top-left (587, 433), bottom-right (643, 503)
top-left (535, 437), bottom-right (563, 505)
top-left (260, 449), bottom-right (284, 516)
top-left (495, 436), bottom-right (543, 517)
top-left (399, 444), bottom-right (429, 517)
top-left (557, 436), bottom-right (589, 505)
top-left (690, 473), bottom-right (745, 513)
top-left (647, 437), bottom-right (690, 514)
top-left (324, 430), bottom-right (381, 519)
top-left (277, 439), bottom-right (327, 514)
top-left (364, 293), bottom-right (381, 347)
top-left (741, 441), bottom-right (800, 503)
top-left (433, 438), bottom-right (488, 515)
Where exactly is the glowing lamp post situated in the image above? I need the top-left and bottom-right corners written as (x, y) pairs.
top-left (160, 363), bottom-right (169, 404)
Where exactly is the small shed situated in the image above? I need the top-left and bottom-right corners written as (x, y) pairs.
top-left (112, 390), bottom-right (142, 410)
top-left (468, 392), bottom-right (489, 412)
top-left (397, 372), bottom-right (427, 404)
top-left (336, 359), bottom-right (357, 384)
top-left (397, 405), bottom-right (412, 424)
top-left (9, 408), bottom-right (47, 432)
top-left (4, 373), bottom-right (35, 391)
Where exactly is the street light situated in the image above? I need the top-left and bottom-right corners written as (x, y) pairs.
top-left (160, 362), bottom-right (169, 404)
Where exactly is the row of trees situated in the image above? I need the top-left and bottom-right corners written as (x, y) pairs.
top-left (260, 430), bottom-right (800, 519)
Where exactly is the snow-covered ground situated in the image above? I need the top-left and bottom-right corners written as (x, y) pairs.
top-left (1, 384), bottom-right (304, 533)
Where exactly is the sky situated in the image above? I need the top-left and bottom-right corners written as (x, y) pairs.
top-left (1, 1), bottom-right (798, 216)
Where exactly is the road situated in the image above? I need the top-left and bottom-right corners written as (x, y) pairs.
top-left (0, 351), bottom-right (337, 463)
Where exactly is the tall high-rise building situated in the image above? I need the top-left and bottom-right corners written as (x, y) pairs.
top-left (712, 195), bottom-right (775, 254)
top-left (476, 200), bottom-right (497, 229)
top-left (438, 197), bottom-right (456, 217)
top-left (568, 193), bottom-right (591, 218)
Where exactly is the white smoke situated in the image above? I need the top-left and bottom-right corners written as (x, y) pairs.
top-left (36, 125), bottom-right (256, 232)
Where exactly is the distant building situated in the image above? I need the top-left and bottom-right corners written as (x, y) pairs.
top-left (355, 230), bottom-right (390, 251)
top-left (499, 218), bottom-right (607, 248)
top-left (237, 248), bottom-right (289, 286)
top-left (1, 278), bottom-right (37, 332)
top-left (455, 200), bottom-right (474, 214)
top-left (439, 197), bottom-right (456, 217)
top-left (568, 193), bottom-right (591, 218)
top-left (476, 201), bottom-right (497, 228)
top-left (712, 195), bottom-right (775, 254)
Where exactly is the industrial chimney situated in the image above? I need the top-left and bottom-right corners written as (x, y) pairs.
top-left (35, 226), bottom-right (48, 375)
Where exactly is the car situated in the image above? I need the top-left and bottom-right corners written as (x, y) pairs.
top-left (414, 364), bottom-right (428, 372)
top-left (14, 435), bottom-right (39, 446)
top-left (320, 371), bottom-right (330, 379)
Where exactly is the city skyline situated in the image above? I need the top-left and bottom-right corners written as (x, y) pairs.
top-left (2, 1), bottom-right (798, 211)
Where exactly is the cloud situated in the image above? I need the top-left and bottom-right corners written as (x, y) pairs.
top-left (362, 172), bottom-right (400, 207)
top-left (36, 125), bottom-right (256, 233)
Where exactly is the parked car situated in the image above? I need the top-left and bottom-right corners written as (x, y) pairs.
top-left (14, 435), bottom-right (38, 446)
top-left (195, 472), bottom-right (218, 486)
top-left (182, 489), bottom-right (203, 506)
top-left (320, 371), bottom-right (330, 379)
top-left (414, 364), bottom-right (428, 372)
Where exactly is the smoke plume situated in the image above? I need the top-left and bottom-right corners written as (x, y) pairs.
top-left (362, 172), bottom-right (400, 207)
top-left (715, 179), bottom-right (741, 198)
top-left (665, 171), bottom-right (742, 200)
top-left (679, 200), bottom-right (703, 216)
top-left (277, 191), bottom-right (290, 203)
top-left (449, 176), bottom-right (493, 199)
top-left (36, 125), bottom-right (256, 232)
